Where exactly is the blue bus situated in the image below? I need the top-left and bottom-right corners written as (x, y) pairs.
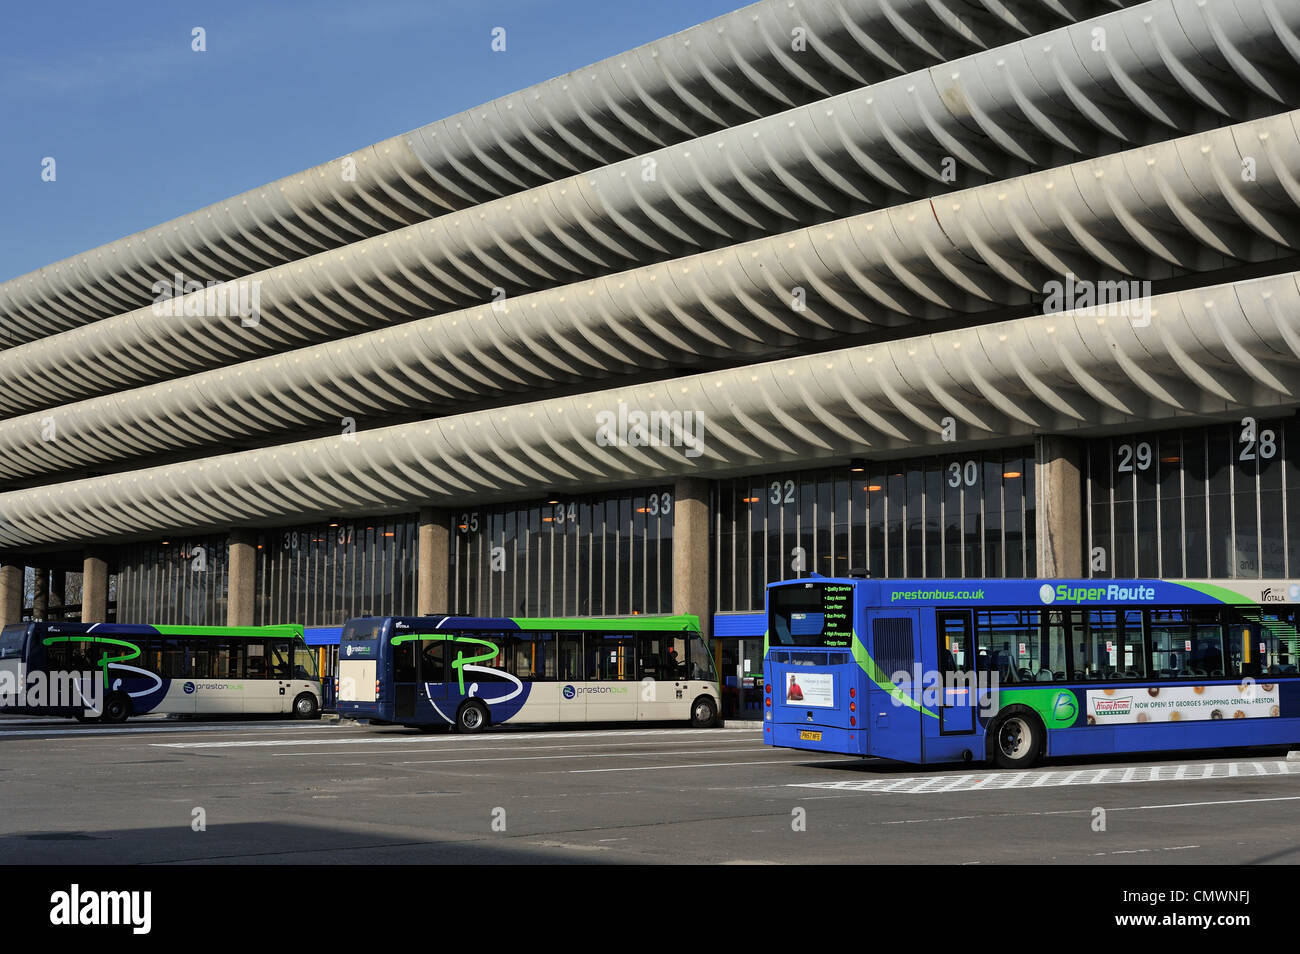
top-left (762, 577), bottom-right (1300, 768)
top-left (336, 614), bottom-right (721, 732)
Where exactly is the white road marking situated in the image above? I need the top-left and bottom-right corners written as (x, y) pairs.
top-left (566, 758), bottom-right (813, 774)
top-left (398, 747), bottom-right (763, 766)
top-left (791, 761), bottom-right (1300, 794)
top-left (151, 727), bottom-right (757, 749)
top-left (0, 721), bottom-right (338, 739)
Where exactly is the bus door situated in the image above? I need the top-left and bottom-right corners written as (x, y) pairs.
top-left (267, 640), bottom-right (295, 715)
top-left (414, 638), bottom-right (451, 725)
top-left (393, 638), bottom-right (417, 721)
top-left (864, 611), bottom-right (923, 763)
top-left (923, 610), bottom-right (978, 762)
top-left (557, 632), bottom-right (587, 723)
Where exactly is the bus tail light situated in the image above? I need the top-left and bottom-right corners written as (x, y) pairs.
top-left (766, 696), bottom-right (772, 707)
top-left (375, 679), bottom-right (381, 699)
top-left (850, 716), bottom-right (856, 727)
top-left (849, 701), bottom-right (856, 712)
top-left (849, 687), bottom-right (855, 698)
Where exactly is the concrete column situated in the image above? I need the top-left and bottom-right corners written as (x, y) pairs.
top-left (0, 565), bottom-right (23, 624)
top-left (32, 568), bottom-right (48, 621)
top-left (82, 549), bottom-right (109, 623)
top-left (1035, 435), bottom-right (1085, 578)
top-left (418, 507), bottom-right (450, 615)
top-left (672, 478), bottom-right (712, 638)
top-left (227, 529), bottom-right (257, 627)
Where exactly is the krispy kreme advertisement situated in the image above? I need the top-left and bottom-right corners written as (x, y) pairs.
top-left (1086, 684), bottom-right (1281, 725)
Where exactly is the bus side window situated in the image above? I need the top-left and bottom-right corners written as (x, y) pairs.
top-left (270, 641), bottom-right (293, 680)
top-left (513, 632), bottom-right (553, 680)
top-left (190, 642), bottom-right (211, 679)
top-left (557, 632), bottom-right (583, 680)
top-left (162, 639), bottom-right (186, 678)
top-left (212, 640), bottom-right (246, 679)
top-left (419, 640), bottom-right (444, 683)
top-left (246, 643), bottom-right (268, 679)
top-left (636, 633), bottom-right (670, 681)
top-left (43, 638), bottom-right (68, 671)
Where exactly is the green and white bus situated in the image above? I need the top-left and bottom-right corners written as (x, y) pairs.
top-left (336, 614), bottom-right (721, 732)
top-left (0, 621), bottom-right (322, 723)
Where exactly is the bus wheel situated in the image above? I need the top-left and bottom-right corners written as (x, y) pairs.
top-left (100, 693), bottom-right (131, 725)
top-left (690, 695), bottom-right (718, 729)
top-left (292, 693), bottom-right (320, 720)
top-left (991, 711), bottom-right (1042, 769)
top-left (456, 700), bottom-right (488, 734)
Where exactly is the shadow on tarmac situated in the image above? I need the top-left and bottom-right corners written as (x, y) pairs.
top-left (3, 821), bottom-right (636, 865)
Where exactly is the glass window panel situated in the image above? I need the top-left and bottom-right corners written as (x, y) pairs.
top-left (886, 468), bottom-right (905, 576)
top-left (924, 463), bottom-right (943, 578)
top-left (906, 465), bottom-right (923, 577)
top-left (983, 459), bottom-right (1002, 576)
top-left (1136, 435), bottom-right (1159, 576)
top-left (1088, 442), bottom-right (1113, 579)
top-left (1112, 439), bottom-right (1137, 578)
top-left (1207, 426), bottom-right (1234, 578)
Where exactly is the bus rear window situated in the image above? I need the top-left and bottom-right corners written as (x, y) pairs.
top-left (342, 620), bottom-right (383, 641)
top-left (769, 583), bottom-right (854, 648)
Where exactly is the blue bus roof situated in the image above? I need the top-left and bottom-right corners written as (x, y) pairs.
top-left (766, 577), bottom-right (1299, 608)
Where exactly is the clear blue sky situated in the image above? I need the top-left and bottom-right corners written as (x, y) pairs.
top-left (0, 0), bottom-right (744, 282)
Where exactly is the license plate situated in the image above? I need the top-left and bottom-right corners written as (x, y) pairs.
top-left (800, 730), bottom-right (822, 742)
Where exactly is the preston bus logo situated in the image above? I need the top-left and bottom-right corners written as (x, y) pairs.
top-left (183, 682), bottom-right (196, 694)
top-left (562, 685), bottom-right (576, 700)
top-left (1038, 584), bottom-right (1055, 604)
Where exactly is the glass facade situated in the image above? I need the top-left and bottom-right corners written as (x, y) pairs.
top-left (1086, 416), bottom-right (1298, 578)
top-left (715, 449), bottom-right (1036, 612)
top-left (449, 489), bottom-right (674, 617)
top-left (254, 516), bottom-right (417, 626)
top-left (116, 535), bottom-right (230, 624)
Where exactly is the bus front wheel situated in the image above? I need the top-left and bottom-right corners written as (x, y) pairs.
top-left (292, 693), bottom-right (320, 720)
top-left (456, 700), bottom-right (488, 734)
top-left (690, 696), bottom-right (718, 729)
top-left (100, 693), bottom-right (131, 725)
top-left (990, 710), bottom-right (1042, 769)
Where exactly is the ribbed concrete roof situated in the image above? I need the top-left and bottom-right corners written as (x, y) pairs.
top-left (0, 269), bottom-right (1295, 548)
top-left (0, 0), bottom-right (1288, 419)
top-left (1, 112), bottom-right (1296, 485)
top-left (0, 0), bottom-right (1130, 344)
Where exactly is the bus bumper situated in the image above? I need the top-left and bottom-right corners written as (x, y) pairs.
top-left (766, 720), bottom-right (868, 756)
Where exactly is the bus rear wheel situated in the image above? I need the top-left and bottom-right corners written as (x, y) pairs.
top-left (990, 711), bottom-right (1042, 769)
top-left (100, 693), bottom-right (131, 725)
top-left (292, 693), bottom-right (320, 720)
top-left (456, 700), bottom-right (488, 734)
top-left (690, 695), bottom-right (718, 729)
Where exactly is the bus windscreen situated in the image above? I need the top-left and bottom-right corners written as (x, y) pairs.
top-left (769, 583), bottom-right (853, 648)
